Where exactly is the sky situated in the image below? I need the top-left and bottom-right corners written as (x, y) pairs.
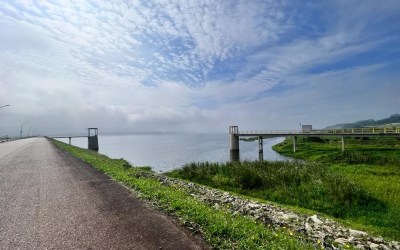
top-left (0, 0), bottom-right (399, 136)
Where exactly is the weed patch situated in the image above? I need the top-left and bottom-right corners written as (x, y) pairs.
top-left (167, 161), bottom-right (385, 219)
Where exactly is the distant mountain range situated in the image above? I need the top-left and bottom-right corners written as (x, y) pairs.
top-left (326, 114), bottom-right (400, 129)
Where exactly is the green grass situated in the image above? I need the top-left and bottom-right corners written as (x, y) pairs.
top-left (167, 161), bottom-right (386, 226)
top-left (273, 136), bottom-right (400, 240)
top-left (273, 136), bottom-right (400, 163)
top-left (52, 139), bottom-right (313, 250)
top-left (167, 137), bottom-right (400, 240)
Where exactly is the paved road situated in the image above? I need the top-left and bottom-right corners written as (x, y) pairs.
top-left (0, 138), bottom-right (207, 249)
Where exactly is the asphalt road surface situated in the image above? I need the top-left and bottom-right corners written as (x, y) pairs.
top-left (0, 138), bottom-right (207, 249)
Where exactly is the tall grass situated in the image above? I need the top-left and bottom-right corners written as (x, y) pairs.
top-left (272, 136), bottom-right (400, 239)
top-left (327, 151), bottom-right (400, 165)
top-left (167, 161), bottom-right (385, 219)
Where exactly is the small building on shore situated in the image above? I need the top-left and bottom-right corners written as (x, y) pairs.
top-left (302, 125), bottom-right (313, 132)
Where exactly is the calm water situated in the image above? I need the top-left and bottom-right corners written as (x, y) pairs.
top-left (56, 133), bottom-right (289, 172)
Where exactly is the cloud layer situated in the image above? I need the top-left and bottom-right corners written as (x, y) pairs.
top-left (0, 0), bottom-right (399, 136)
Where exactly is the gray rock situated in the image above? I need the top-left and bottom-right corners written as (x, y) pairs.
top-left (304, 222), bottom-right (312, 232)
top-left (334, 238), bottom-right (348, 245)
top-left (278, 212), bottom-right (299, 222)
top-left (369, 242), bottom-right (380, 250)
top-left (371, 237), bottom-right (385, 244)
top-left (380, 244), bottom-right (391, 250)
top-left (308, 215), bottom-right (323, 225)
top-left (347, 236), bottom-right (355, 243)
top-left (354, 244), bottom-right (366, 250)
top-left (349, 229), bottom-right (368, 238)
top-left (149, 172), bottom-right (399, 250)
top-left (390, 241), bottom-right (400, 250)
top-left (246, 203), bottom-right (260, 210)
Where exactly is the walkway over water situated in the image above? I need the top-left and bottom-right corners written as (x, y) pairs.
top-left (229, 126), bottom-right (400, 161)
top-left (234, 127), bottom-right (400, 137)
top-left (50, 128), bottom-right (99, 150)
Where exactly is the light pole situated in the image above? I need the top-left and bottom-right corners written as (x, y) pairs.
top-left (299, 123), bottom-right (302, 132)
top-left (20, 121), bottom-right (29, 138)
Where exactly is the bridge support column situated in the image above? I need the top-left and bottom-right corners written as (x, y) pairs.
top-left (69, 137), bottom-right (71, 145)
top-left (258, 136), bottom-right (263, 161)
top-left (293, 136), bottom-right (297, 153)
top-left (229, 126), bottom-right (239, 162)
top-left (341, 136), bottom-right (345, 152)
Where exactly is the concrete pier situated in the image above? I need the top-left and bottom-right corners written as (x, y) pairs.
top-left (229, 126), bottom-right (240, 161)
top-left (88, 128), bottom-right (99, 151)
top-left (258, 136), bottom-right (263, 161)
top-left (341, 136), bottom-right (345, 152)
top-left (292, 136), bottom-right (297, 153)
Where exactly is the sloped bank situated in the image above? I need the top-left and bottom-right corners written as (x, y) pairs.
top-left (142, 171), bottom-right (399, 250)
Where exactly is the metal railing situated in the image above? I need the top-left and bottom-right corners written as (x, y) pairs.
top-left (50, 134), bottom-right (88, 138)
top-left (236, 127), bottom-right (400, 135)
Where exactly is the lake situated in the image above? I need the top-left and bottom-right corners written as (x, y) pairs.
top-left (56, 133), bottom-right (289, 172)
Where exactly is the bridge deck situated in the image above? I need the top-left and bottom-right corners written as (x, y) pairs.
top-left (236, 127), bottom-right (400, 137)
top-left (51, 136), bottom-right (88, 138)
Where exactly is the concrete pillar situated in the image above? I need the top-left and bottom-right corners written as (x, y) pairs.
top-left (293, 136), bottom-right (297, 153)
top-left (341, 136), bottom-right (345, 152)
top-left (88, 128), bottom-right (99, 151)
top-left (69, 137), bottom-right (71, 145)
top-left (258, 136), bottom-right (263, 161)
top-left (229, 126), bottom-right (239, 161)
top-left (88, 135), bottom-right (99, 151)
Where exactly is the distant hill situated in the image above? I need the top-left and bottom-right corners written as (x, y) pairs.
top-left (326, 114), bottom-right (400, 129)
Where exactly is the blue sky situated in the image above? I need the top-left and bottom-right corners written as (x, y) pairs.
top-left (0, 0), bottom-right (399, 135)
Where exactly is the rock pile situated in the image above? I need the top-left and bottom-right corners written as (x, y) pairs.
top-left (138, 171), bottom-right (399, 250)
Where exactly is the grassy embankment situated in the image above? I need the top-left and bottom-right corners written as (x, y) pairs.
top-left (168, 137), bottom-right (400, 240)
top-left (273, 136), bottom-right (400, 239)
top-left (52, 139), bottom-right (313, 250)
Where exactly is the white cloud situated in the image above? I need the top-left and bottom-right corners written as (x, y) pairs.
top-left (0, 0), bottom-right (399, 136)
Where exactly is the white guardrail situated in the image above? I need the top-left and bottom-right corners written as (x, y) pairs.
top-left (237, 127), bottom-right (400, 135)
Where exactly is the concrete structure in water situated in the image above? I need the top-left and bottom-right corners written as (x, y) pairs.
top-left (87, 128), bottom-right (99, 151)
top-left (229, 125), bottom-right (400, 162)
top-left (229, 126), bottom-right (240, 161)
top-left (51, 128), bottom-right (99, 151)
